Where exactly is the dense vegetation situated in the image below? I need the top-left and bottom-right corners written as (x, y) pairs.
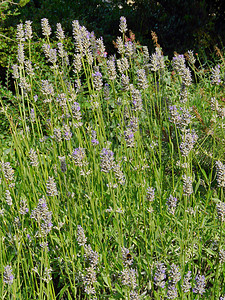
top-left (1, 0), bottom-right (225, 68)
top-left (0, 2), bottom-right (225, 300)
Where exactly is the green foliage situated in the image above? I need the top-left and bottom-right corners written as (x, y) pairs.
top-left (0, 0), bottom-right (225, 294)
top-left (0, 1), bottom-right (19, 67)
top-left (19, 0), bottom-right (31, 7)
top-left (0, 17), bottom-right (225, 299)
top-left (1, 0), bottom-right (224, 74)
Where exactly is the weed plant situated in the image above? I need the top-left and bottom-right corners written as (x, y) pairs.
top-left (0, 17), bottom-right (225, 299)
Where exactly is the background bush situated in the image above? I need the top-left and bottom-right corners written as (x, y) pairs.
top-left (1, 0), bottom-right (224, 68)
top-left (0, 0), bottom-right (224, 138)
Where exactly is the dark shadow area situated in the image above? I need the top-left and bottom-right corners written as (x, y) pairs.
top-left (3, 0), bottom-right (225, 55)
top-left (0, 0), bottom-right (224, 86)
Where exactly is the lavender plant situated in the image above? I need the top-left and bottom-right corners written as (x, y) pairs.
top-left (0, 16), bottom-right (224, 300)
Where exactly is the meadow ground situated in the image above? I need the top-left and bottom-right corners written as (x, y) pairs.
top-left (0, 17), bottom-right (225, 299)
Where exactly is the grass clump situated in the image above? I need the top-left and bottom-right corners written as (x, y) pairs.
top-left (0, 16), bottom-right (225, 299)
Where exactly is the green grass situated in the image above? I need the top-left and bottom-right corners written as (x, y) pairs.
top-left (0, 17), bottom-right (225, 299)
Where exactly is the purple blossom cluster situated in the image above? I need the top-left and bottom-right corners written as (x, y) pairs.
top-left (216, 201), bottom-right (225, 222)
top-left (166, 195), bottom-right (178, 215)
top-left (216, 161), bottom-right (225, 188)
top-left (121, 246), bottom-right (139, 297)
top-left (119, 16), bottom-right (128, 34)
top-left (182, 174), bottom-right (193, 196)
top-left (3, 265), bottom-right (14, 285)
top-left (76, 226), bottom-right (99, 296)
top-left (182, 271), bottom-right (192, 293)
top-left (41, 18), bottom-right (51, 37)
top-left (30, 196), bottom-right (53, 236)
top-left (169, 105), bottom-right (192, 128)
top-left (131, 88), bottom-right (143, 111)
top-left (91, 130), bottom-right (99, 146)
top-left (154, 262), bottom-right (166, 288)
top-left (1, 162), bottom-right (14, 182)
top-left (180, 129), bottom-right (198, 157)
top-left (125, 40), bottom-right (135, 57)
top-left (150, 47), bottom-right (165, 71)
top-left (100, 148), bottom-right (115, 173)
top-left (193, 274), bottom-right (206, 295)
top-left (117, 57), bottom-right (129, 74)
top-left (92, 71), bottom-right (103, 91)
top-left (71, 147), bottom-right (86, 167)
top-left (211, 65), bottom-right (221, 85)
